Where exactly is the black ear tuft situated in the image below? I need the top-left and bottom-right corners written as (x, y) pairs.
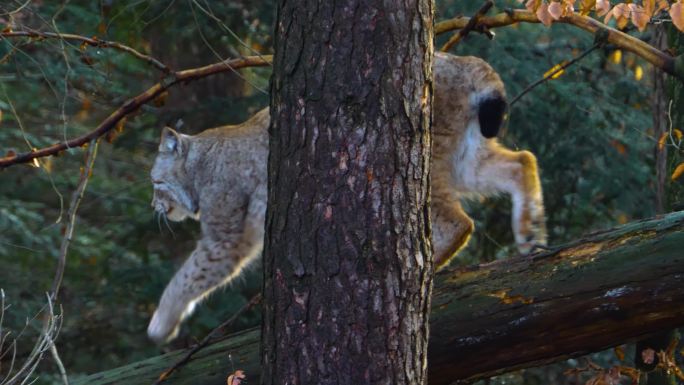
top-left (478, 96), bottom-right (508, 138)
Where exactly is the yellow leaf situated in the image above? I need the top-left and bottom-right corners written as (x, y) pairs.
top-left (526, 0), bottom-right (542, 12)
top-left (31, 158), bottom-right (40, 168)
top-left (611, 49), bottom-right (623, 64)
top-left (672, 162), bottom-right (684, 181)
top-left (658, 131), bottom-right (668, 151)
top-left (580, 0), bottom-right (596, 15)
top-left (543, 61), bottom-right (569, 79)
top-left (153, 91), bottom-right (169, 107)
top-left (43, 156), bottom-right (53, 174)
top-left (644, 0), bottom-right (654, 15)
top-left (674, 128), bottom-right (683, 141)
top-left (670, 2), bottom-right (684, 32)
top-left (116, 116), bottom-right (127, 133)
top-left (617, 213), bottom-right (629, 224)
top-left (634, 65), bottom-right (644, 81)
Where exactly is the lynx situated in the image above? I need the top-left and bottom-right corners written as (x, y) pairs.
top-left (147, 52), bottom-right (547, 343)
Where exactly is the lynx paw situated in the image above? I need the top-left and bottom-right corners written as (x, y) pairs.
top-left (516, 215), bottom-right (547, 255)
top-left (147, 300), bottom-right (196, 344)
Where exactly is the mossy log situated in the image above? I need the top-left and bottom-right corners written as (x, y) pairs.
top-left (74, 211), bottom-right (684, 385)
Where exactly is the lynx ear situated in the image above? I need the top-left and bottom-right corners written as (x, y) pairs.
top-left (160, 126), bottom-right (184, 155)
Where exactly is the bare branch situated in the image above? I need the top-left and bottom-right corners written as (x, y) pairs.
top-left (2, 294), bottom-right (63, 385)
top-left (50, 140), bottom-right (99, 299)
top-left (440, 0), bottom-right (493, 52)
top-left (0, 55), bottom-right (272, 168)
top-left (1, 30), bottom-right (171, 73)
top-left (435, 9), bottom-right (682, 80)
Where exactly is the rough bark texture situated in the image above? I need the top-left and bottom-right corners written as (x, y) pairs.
top-left (261, 1), bottom-right (434, 384)
top-left (74, 212), bottom-right (684, 385)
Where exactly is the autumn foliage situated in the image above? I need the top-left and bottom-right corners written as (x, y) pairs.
top-left (519, 0), bottom-right (684, 31)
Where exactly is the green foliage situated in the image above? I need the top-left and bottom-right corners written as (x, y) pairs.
top-left (0, 0), bottom-right (678, 384)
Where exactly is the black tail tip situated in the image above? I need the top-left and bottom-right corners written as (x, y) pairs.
top-left (478, 96), bottom-right (507, 138)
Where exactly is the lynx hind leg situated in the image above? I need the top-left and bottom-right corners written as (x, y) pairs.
top-left (478, 146), bottom-right (547, 254)
top-left (147, 198), bottom-right (265, 344)
top-left (432, 191), bottom-right (475, 270)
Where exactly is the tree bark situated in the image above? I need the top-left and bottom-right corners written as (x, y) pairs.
top-left (73, 212), bottom-right (684, 385)
top-left (262, 0), bottom-right (434, 384)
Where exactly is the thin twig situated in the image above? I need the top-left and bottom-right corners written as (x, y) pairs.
top-left (1, 30), bottom-right (171, 73)
top-left (152, 293), bottom-right (262, 385)
top-left (50, 140), bottom-right (99, 299)
top-left (3, 294), bottom-right (62, 385)
top-left (441, 0), bottom-right (493, 52)
top-left (0, 55), bottom-right (272, 168)
top-left (510, 43), bottom-right (600, 106)
top-left (48, 334), bottom-right (68, 385)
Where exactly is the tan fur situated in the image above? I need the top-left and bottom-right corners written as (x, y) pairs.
top-left (147, 52), bottom-right (546, 343)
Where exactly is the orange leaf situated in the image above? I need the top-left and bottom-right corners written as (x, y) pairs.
top-left (614, 346), bottom-right (626, 361)
top-left (596, 0), bottom-right (611, 16)
top-left (610, 139), bottom-right (627, 155)
top-left (644, 0), bottom-right (655, 16)
top-left (537, 2), bottom-right (554, 26)
top-left (227, 370), bottom-right (246, 385)
top-left (549, 1), bottom-right (564, 19)
top-left (674, 128), bottom-right (683, 141)
top-left (628, 4), bottom-right (650, 31)
top-left (673, 163), bottom-right (684, 181)
top-left (670, 2), bottom-right (684, 32)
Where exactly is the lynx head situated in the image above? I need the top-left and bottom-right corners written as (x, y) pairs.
top-left (150, 127), bottom-right (199, 222)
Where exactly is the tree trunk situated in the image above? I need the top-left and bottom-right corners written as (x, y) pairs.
top-left (73, 212), bottom-right (684, 385)
top-left (262, 1), bottom-right (434, 384)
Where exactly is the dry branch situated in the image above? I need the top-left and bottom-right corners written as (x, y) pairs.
top-left (435, 9), bottom-right (683, 80)
top-left (0, 55), bottom-right (272, 169)
top-left (1, 31), bottom-right (170, 72)
top-left (71, 212), bottom-right (684, 385)
top-left (440, 1), bottom-right (494, 52)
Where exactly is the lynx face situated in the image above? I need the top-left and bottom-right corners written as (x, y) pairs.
top-left (150, 128), bottom-right (200, 222)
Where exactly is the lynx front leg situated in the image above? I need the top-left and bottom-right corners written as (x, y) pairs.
top-left (147, 200), bottom-right (265, 344)
top-left (478, 147), bottom-right (547, 254)
top-left (431, 189), bottom-right (475, 269)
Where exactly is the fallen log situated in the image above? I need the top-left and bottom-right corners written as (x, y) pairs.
top-left (74, 211), bottom-right (684, 385)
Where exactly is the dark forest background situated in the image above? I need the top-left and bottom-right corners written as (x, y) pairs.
top-left (0, 1), bottom-right (680, 384)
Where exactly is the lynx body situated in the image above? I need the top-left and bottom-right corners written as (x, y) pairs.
top-left (147, 52), bottom-right (546, 343)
